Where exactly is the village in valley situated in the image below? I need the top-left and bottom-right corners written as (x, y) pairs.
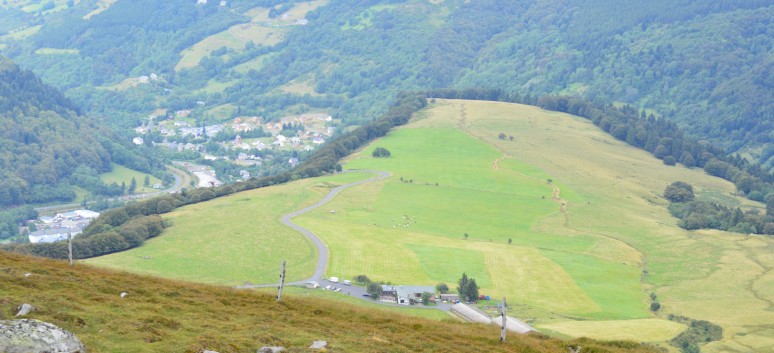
top-left (133, 107), bottom-right (337, 186)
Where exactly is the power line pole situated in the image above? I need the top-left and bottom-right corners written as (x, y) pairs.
top-left (67, 232), bottom-right (73, 266)
top-left (500, 297), bottom-right (507, 342)
top-left (277, 260), bottom-right (286, 302)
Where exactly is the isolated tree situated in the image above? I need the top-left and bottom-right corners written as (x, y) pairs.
top-left (650, 301), bottom-right (661, 311)
top-left (372, 147), bottom-right (391, 158)
top-left (509, 135), bottom-right (514, 141)
top-left (436, 283), bottom-right (449, 294)
top-left (144, 175), bottom-right (150, 187)
top-left (466, 279), bottom-right (480, 301)
top-left (664, 181), bottom-right (694, 203)
top-left (421, 292), bottom-right (433, 305)
top-left (498, 132), bottom-right (506, 140)
top-left (464, 232), bottom-right (469, 240)
top-left (128, 177), bottom-right (137, 194)
top-left (457, 273), bottom-right (480, 302)
top-left (354, 274), bottom-right (371, 284)
top-left (457, 273), bottom-right (469, 298)
top-left (366, 282), bottom-right (382, 299)
top-left (663, 156), bottom-right (676, 166)
top-left (508, 238), bottom-right (512, 245)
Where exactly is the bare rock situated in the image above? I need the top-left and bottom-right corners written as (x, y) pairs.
top-left (15, 304), bottom-right (34, 317)
top-left (309, 341), bottom-right (328, 349)
top-left (0, 319), bottom-right (85, 353)
top-left (23, 273), bottom-right (32, 278)
top-left (120, 292), bottom-right (128, 298)
top-left (202, 351), bottom-right (219, 353)
top-left (257, 347), bottom-right (285, 353)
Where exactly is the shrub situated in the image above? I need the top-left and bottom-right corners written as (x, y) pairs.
top-left (372, 147), bottom-right (391, 158)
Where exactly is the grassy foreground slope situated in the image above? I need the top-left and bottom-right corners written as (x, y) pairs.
top-left (0, 252), bottom-right (659, 353)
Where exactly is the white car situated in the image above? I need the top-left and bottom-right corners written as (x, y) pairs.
top-left (329, 276), bottom-right (339, 283)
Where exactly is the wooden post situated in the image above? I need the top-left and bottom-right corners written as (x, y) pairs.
top-left (277, 260), bottom-right (286, 302)
top-left (500, 297), bottom-right (507, 342)
top-left (67, 232), bottom-right (73, 266)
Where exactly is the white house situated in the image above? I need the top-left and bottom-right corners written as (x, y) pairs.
top-left (74, 210), bottom-right (100, 219)
top-left (395, 285), bottom-right (435, 305)
top-left (29, 228), bottom-right (82, 244)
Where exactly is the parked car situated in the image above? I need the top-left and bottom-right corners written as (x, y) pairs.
top-left (343, 280), bottom-right (351, 286)
top-left (329, 276), bottom-right (339, 283)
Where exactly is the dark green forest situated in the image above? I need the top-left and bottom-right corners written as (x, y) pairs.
top-left (1, 0), bottom-right (773, 240)
top-left (1, 0), bottom-right (771, 168)
top-left (0, 56), bottom-right (167, 239)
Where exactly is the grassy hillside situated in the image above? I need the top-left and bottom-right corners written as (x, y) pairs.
top-left (0, 252), bottom-right (659, 353)
top-left (100, 164), bottom-right (162, 195)
top-left (88, 100), bottom-right (774, 352)
top-left (85, 172), bottom-right (370, 285)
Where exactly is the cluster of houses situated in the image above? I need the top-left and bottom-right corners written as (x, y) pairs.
top-left (134, 113), bottom-right (334, 165)
top-left (29, 210), bottom-right (101, 244)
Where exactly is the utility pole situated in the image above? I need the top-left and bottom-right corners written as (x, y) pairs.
top-left (500, 297), bottom-right (507, 342)
top-left (277, 260), bottom-right (286, 302)
top-left (67, 232), bottom-right (73, 266)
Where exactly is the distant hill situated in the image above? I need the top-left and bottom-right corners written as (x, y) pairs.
top-left (0, 251), bottom-right (659, 353)
top-left (0, 56), bottom-right (167, 240)
top-left (1, 0), bottom-right (772, 166)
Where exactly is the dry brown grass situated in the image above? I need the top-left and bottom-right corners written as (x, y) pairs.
top-left (1, 252), bottom-right (659, 353)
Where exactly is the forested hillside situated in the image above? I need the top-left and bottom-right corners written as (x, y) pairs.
top-left (1, 0), bottom-right (772, 167)
top-left (0, 56), bottom-right (166, 239)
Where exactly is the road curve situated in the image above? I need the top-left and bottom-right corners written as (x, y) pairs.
top-left (237, 169), bottom-right (391, 289)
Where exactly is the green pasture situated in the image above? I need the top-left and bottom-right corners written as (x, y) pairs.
top-left (176, 1), bottom-right (325, 71)
top-left (539, 319), bottom-right (687, 342)
top-left (99, 164), bottom-right (161, 194)
top-left (85, 172), bottom-right (372, 285)
top-left (1, 25), bottom-right (40, 41)
top-left (83, 0), bottom-right (117, 20)
top-left (427, 100), bottom-right (774, 348)
top-left (279, 76), bottom-right (319, 95)
top-left (233, 53), bottom-right (276, 73)
top-left (35, 47), bottom-right (79, 55)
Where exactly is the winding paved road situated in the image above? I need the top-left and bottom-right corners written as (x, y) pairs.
top-left (237, 169), bottom-right (391, 288)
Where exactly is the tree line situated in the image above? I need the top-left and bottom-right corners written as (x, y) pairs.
top-left (664, 181), bottom-right (774, 235)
